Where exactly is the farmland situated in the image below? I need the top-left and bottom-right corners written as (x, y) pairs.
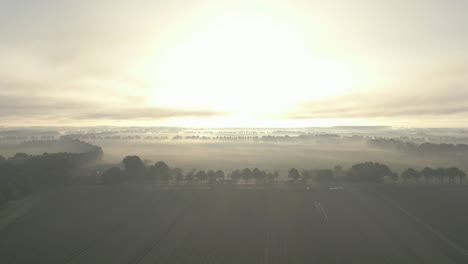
top-left (0, 184), bottom-right (465, 263)
top-left (376, 184), bottom-right (468, 255)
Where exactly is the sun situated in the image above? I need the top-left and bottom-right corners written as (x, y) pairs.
top-left (147, 14), bottom-right (355, 120)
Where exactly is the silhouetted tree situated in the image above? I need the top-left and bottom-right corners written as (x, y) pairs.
top-left (421, 167), bottom-right (434, 184)
top-left (258, 171), bottom-right (268, 184)
top-left (195, 170), bottom-right (207, 182)
top-left (241, 168), bottom-right (252, 184)
top-left (263, 172), bottom-right (275, 184)
top-left (252, 168), bottom-right (262, 184)
top-left (0, 143), bottom-right (102, 204)
top-left (345, 162), bottom-right (391, 183)
top-left (446, 167), bottom-right (465, 184)
top-left (435, 168), bottom-right (446, 184)
top-left (8, 153), bottom-right (31, 164)
top-left (149, 161), bottom-right (171, 182)
top-left (215, 170), bottom-right (225, 182)
top-left (401, 168), bottom-right (420, 183)
top-left (230, 169), bottom-right (241, 183)
top-left (185, 169), bottom-right (196, 184)
top-left (207, 170), bottom-right (217, 185)
top-left (413, 169), bottom-right (422, 182)
top-left (0, 163), bottom-right (24, 200)
top-left (447, 167), bottom-right (457, 184)
top-left (161, 169), bottom-right (173, 183)
top-left (101, 167), bottom-right (124, 184)
top-left (401, 170), bottom-right (410, 183)
top-left (122, 156), bottom-right (146, 179)
top-left (172, 168), bottom-right (184, 184)
top-left (272, 171), bottom-right (280, 183)
top-left (288, 168), bottom-right (301, 184)
top-left (458, 169), bottom-right (466, 184)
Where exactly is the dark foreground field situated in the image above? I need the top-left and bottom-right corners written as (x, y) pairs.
top-left (376, 185), bottom-right (468, 256)
top-left (0, 184), bottom-right (466, 264)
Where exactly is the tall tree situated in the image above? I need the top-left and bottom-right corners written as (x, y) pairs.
top-left (215, 170), bottom-right (225, 182)
top-left (122, 156), bottom-right (146, 179)
top-left (185, 169), bottom-right (196, 184)
top-left (458, 169), bottom-right (466, 184)
top-left (149, 161), bottom-right (171, 182)
top-left (345, 162), bottom-right (391, 183)
top-left (421, 167), bottom-right (434, 184)
top-left (446, 167), bottom-right (466, 184)
top-left (241, 168), bottom-right (252, 184)
top-left (288, 168), bottom-right (301, 184)
top-left (207, 170), bottom-right (217, 185)
top-left (434, 168), bottom-right (446, 184)
top-left (101, 167), bottom-right (124, 184)
top-left (230, 169), bottom-right (241, 184)
top-left (401, 168), bottom-right (420, 183)
top-left (172, 168), bottom-right (184, 184)
top-left (252, 168), bottom-right (262, 184)
top-left (314, 169), bottom-right (336, 184)
top-left (195, 170), bottom-right (207, 182)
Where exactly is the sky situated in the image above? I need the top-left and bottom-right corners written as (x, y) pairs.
top-left (0, 0), bottom-right (467, 127)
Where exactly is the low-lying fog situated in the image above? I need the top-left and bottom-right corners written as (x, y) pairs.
top-left (2, 127), bottom-right (468, 174)
top-left (89, 140), bottom-right (465, 174)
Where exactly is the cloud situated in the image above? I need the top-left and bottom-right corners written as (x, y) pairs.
top-left (0, 94), bottom-right (223, 123)
top-left (1, 1), bottom-right (468, 127)
top-left (290, 84), bottom-right (468, 119)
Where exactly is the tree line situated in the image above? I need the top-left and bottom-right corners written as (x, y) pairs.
top-left (102, 157), bottom-right (467, 187)
top-left (287, 163), bottom-right (466, 185)
top-left (0, 145), bottom-right (103, 206)
top-left (1, 149), bottom-right (466, 208)
top-left (101, 156), bottom-right (281, 185)
top-left (400, 167), bottom-right (466, 184)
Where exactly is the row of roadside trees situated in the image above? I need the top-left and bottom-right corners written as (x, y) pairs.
top-left (101, 156), bottom-right (467, 186)
top-left (287, 162), bottom-right (395, 184)
top-left (400, 167), bottom-right (466, 184)
top-left (101, 156), bottom-right (281, 185)
top-left (286, 162), bottom-right (466, 185)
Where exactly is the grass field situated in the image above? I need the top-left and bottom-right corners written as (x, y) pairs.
top-left (0, 184), bottom-right (466, 264)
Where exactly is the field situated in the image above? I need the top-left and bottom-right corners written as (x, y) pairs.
top-left (376, 185), bottom-right (468, 254)
top-left (0, 184), bottom-right (466, 264)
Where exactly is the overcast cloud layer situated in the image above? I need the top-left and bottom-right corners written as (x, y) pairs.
top-left (1, 0), bottom-right (467, 127)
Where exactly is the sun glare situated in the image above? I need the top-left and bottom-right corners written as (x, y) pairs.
top-left (147, 14), bottom-right (356, 120)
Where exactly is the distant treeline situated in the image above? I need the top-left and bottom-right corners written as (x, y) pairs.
top-left (57, 132), bottom-right (459, 142)
top-left (0, 140), bottom-right (103, 206)
top-left (367, 138), bottom-right (468, 158)
top-left (0, 138), bottom-right (104, 158)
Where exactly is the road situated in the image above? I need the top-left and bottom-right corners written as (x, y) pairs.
top-left (0, 184), bottom-right (463, 264)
